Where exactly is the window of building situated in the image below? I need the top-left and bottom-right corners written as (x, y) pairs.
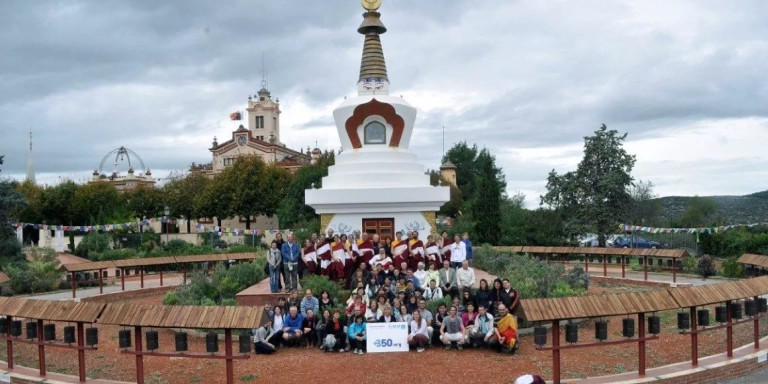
top-left (364, 121), bottom-right (386, 144)
top-left (255, 116), bottom-right (264, 128)
top-left (223, 157), bottom-right (236, 167)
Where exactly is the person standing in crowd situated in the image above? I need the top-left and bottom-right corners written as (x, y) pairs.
top-left (462, 232), bottom-right (474, 267)
top-left (425, 235), bottom-right (442, 270)
top-left (490, 303), bottom-right (518, 353)
top-left (408, 309), bottom-right (429, 353)
top-left (450, 234), bottom-right (467, 269)
top-left (252, 318), bottom-right (276, 354)
top-left (384, 237), bottom-right (393, 257)
top-left (268, 241), bottom-right (282, 294)
top-left (324, 228), bottom-right (334, 244)
top-left (440, 305), bottom-right (466, 350)
top-left (423, 279), bottom-right (443, 301)
top-left (300, 289), bottom-right (319, 316)
top-left (347, 314), bottom-right (367, 355)
top-left (456, 260), bottom-right (475, 291)
top-left (413, 262), bottom-right (428, 289)
top-left (503, 279), bottom-right (517, 309)
top-left (318, 290), bottom-right (335, 314)
top-left (275, 232), bottom-right (286, 291)
top-left (302, 309), bottom-right (318, 348)
top-left (426, 260), bottom-right (440, 288)
top-left (379, 304), bottom-right (397, 323)
top-left (474, 279), bottom-right (493, 312)
top-left (301, 238), bottom-right (317, 276)
top-left (281, 233), bottom-right (301, 293)
top-left (439, 260), bottom-right (458, 298)
top-left (491, 278), bottom-right (505, 315)
top-left (469, 305), bottom-right (495, 348)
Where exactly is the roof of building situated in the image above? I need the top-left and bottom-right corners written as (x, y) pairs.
top-left (440, 160), bottom-right (456, 169)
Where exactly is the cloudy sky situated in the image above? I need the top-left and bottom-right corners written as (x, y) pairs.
top-left (1, 0), bottom-right (767, 208)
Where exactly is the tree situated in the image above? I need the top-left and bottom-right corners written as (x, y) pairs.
top-left (628, 180), bottom-right (662, 226)
top-left (217, 156), bottom-right (290, 229)
top-left (678, 197), bottom-right (719, 227)
top-left (541, 125), bottom-right (637, 245)
top-left (442, 142), bottom-right (506, 204)
top-left (428, 170), bottom-right (463, 218)
top-left (39, 180), bottom-right (79, 226)
top-left (194, 173), bottom-right (233, 228)
top-left (471, 149), bottom-right (502, 243)
top-left (71, 181), bottom-right (130, 224)
top-left (164, 172), bottom-right (210, 233)
top-left (13, 181), bottom-right (43, 223)
top-left (277, 164), bottom-right (326, 229)
top-left (0, 155), bottom-right (27, 262)
top-left (125, 184), bottom-right (164, 222)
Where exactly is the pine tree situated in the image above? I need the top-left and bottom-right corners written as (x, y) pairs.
top-left (471, 149), bottom-right (502, 243)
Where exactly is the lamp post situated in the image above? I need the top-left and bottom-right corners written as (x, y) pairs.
top-left (164, 206), bottom-right (170, 244)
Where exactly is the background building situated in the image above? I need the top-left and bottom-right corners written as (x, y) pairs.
top-left (90, 146), bottom-right (155, 192)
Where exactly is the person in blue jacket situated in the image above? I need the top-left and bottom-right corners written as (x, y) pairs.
top-left (347, 314), bottom-right (367, 355)
top-left (281, 305), bottom-right (304, 346)
top-left (281, 233), bottom-right (301, 292)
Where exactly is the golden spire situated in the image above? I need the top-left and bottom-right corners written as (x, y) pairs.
top-left (357, 1), bottom-right (389, 95)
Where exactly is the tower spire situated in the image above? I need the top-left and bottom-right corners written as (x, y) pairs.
top-left (357, 1), bottom-right (389, 96)
top-left (26, 128), bottom-right (35, 183)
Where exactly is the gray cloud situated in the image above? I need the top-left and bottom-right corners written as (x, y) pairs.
top-left (1, 0), bottom-right (767, 205)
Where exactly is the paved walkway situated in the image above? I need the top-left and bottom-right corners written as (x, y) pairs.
top-left (19, 274), bottom-right (184, 301)
top-left (720, 367), bottom-right (768, 383)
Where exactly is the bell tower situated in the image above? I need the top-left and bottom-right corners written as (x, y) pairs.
top-left (246, 59), bottom-right (281, 144)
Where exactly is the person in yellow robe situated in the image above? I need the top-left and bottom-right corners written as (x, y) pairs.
top-left (490, 303), bottom-right (518, 353)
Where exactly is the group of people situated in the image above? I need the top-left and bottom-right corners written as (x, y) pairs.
top-left (252, 273), bottom-right (519, 355)
top-left (267, 229), bottom-right (475, 294)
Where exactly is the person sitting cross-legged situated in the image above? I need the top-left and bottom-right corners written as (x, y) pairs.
top-left (489, 303), bottom-right (519, 353)
top-left (440, 305), bottom-right (466, 350)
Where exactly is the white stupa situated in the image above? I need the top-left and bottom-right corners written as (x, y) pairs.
top-left (305, 0), bottom-right (449, 240)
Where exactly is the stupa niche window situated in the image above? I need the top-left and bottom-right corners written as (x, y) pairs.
top-left (364, 121), bottom-right (386, 144)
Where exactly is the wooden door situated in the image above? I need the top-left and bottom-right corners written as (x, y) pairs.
top-left (362, 218), bottom-right (394, 240)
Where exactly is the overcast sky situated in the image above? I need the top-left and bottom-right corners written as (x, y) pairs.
top-left (1, 0), bottom-right (767, 209)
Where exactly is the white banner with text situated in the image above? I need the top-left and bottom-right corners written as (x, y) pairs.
top-left (366, 322), bottom-right (409, 353)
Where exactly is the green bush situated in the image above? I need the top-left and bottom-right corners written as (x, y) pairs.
top-left (681, 256), bottom-right (697, 274)
top-left (212, 260), bottom-right (266, 300)
top-left (629, 257), bottom-right (643, 272)
top-left (697, 254), bottom-right (718, 278)
top-left (6, 247), bottom-right (63, 294)
top-left (163, 291), bottom-right (179, 305)
top-left (299, 275), bottom-right (346, 303)
top-left (74, 232), bottom-right (111, 259)
top-left (720, 256), bottom-right (744, 278)
top-left (565, 265), bottom-right (590, 289)
top-left (473, 244), bottom-right (581, 299)
top-left (163, 239), bottom-right (193, 254)
top-left (221, 298), bottom-right (238, 306)
top-left (200, 297), bottom-right (216, 306)
top-left (550, 280), bottom-right (586, 298)
top-left (95, 248), bottom-right (137, 261)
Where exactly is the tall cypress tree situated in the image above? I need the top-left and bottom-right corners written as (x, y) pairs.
top-left (471, 149), bottom-right (502, 244)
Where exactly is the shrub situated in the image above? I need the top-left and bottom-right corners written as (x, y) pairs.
top-left (550, 280), bottom-right (586, 298)
top-left (300, 275), bottom-right (346, 304)
top-left (74, 233), bottom-right (111, 259)
top-left (473, 244), bottom-right (575, 299)
top-left (163, 239), bottom-right (193, 254)
top-left (565, 265), bottom-right (590, 289)
top-left (697, 254), bottom-right (718, 278)
top-left (681, 256), bottom-right (697, 274)
top-left (163, 291), bottom-right (179, 305)
top-left (720, 256), bottom-right (744, 278)
top-left (6, 247), bottom-right (63, 294)
top-left (95, 248), bottom-right (137, 261)
top-left (200, 297), bottom-right (216, 306)
top-left (221, 298), bottom-right (238, 306)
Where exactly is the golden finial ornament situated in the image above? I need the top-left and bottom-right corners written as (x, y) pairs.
top-left (361, 0), bottom-right (382, 11)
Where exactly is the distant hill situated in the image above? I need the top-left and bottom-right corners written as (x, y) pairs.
top-left (655, 190), bottom-right (768, 225)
